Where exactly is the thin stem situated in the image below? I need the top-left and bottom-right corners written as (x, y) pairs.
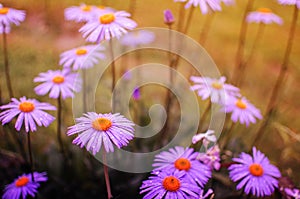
top-left (57, 96), bottom-right (67, 160)
top-left (82, 70), bottom-right (87, 113)
top-left (219, 121), bottom-right (236, 150)
top-left (27, 133), bottom-right (35, 182)
top-left (196, 101), bottom-right (211, 133)
top-left (102, 150), bottom-right (112, 199)
top-left (252, 5), bottom-right (298, 145)
top-left (2, 24), bottom-right (14, 98)
top-left (231, 0), bottom-right (255, 85)
top-left (199, 13), bottom-right (216, 46)
top-left (109, 39), bottom-right (116, 113)
top-left (177, 3), bottom-right (186, 32)
top-left (128, 0), bottom-right (136, 18)
top-left (183, 7), bottom-right (195, 34)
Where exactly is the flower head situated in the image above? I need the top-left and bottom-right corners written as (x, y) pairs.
top-left (221, 0), bottom-right (235, 6)
top-left (34, 69), bottom-right (81, 99)
top-left (228, 147), bottom-right (281, 197)
top-left (198, 144), bottom-right (221, 171)
top-left (2, 172), bottom-right (47, 199)
top-left (184, 0), bottom-right (222, 15)
top-left (80, 11), bottom-right (137, 43)
top-left (285, 188), bottom-right (300, 199)
top-left (153, 146), bottom-right (211, 187)
top-left (132, 87), bottom-right (141, 100)
top-left (0, 4), bottom-right (25, 31)
top-left (192, 130), bottom-right (216, 147)
top-left (246, 8), bottom-right (283, 25)
top-left (190, 76), bottom-right (240, 104)
top-left (59, 44), bottom-right (105, 70)
top-left (164, 9), bottom-right (175, 25)
top-left (120, 30), bottom-right (155, 47)
top-left (0, 97), bottom-right (56, 132)
top-left (278, 0), bottom-right (300, 9)
top-left (67, 112), bottom-right (135, 154)
top-left (223, 96), bottom-right (262, 127)
top-left (140, 170), bottom-right (200, 199)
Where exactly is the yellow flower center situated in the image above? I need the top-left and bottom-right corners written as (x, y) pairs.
top-left (0, 7), bottom-right (9, 15)
top-left (52, 75), bottom-right (65, 84)
top-left (212, 82), bottom-right (223, 90)
top-left (76, 48), bottom-right (87, 55)
top-left (19, 102), bottom-right (35, 113)
top-left (162, 176), bottom-right (181, 192)
top-left (81, 5), bottom-right (92, 12)
top-left (15, 176), bottom-right (30, 187)
top-left (258, 8), bottom-right (272, 13)
top-left (174, 158), bottom-right (191, 171)
top-left (249, 163), bottom-right (264, 177)
top-left (92, 118), bottom-right (112, 131)
top-left (99, 13), bottom-right (115, 24)
top-left (235, 99), bottom-right (247, 109)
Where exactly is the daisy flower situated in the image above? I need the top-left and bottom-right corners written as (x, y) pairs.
top-left (59, 44), bottom-right (105, 70)
top-left (198, 144), bottom-right (221, 171)
top-left (79, 11), bottom-right (137, 43)
top-left (2, 172), bottom-right (47, 199)
top-left (190, 76), bottom-right (240, 104)
top-left (285, 188), bottom-right (300, 199)
top-left (0, 97), bottom-right (56, 132)
top-left (278, 0), bottom-right (300, 9)
top-left (140, 170), bottom-right (200, 199)
top-left (67, 112), bottom-right (135, 154)
top-left (228, 147), bottom-right (281, 197)
top-left (184, 0), bottom-right (222, 15)
top-left (223, 96), bottom-right (262, 127)
top-left (0, 4), bottom-right (25, 28)
top-left (153, 146), bottom-right (211, 187)
top-left (246, 8), bottom-right (283, 25)
top-left (120, 30), bottom-right (155, 47)
top-left (34, 69), bottom-right (81, 99)
top-left (192, 129), bottom-right (217, 147)
top-left (64, 4), bottom-right (98, 22)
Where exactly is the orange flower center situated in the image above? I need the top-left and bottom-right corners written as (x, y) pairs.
top-left (100, 13), bottom-right (115, 24)
top-left (52, 75), bottom-right (65, 84)
top-left (0, 7), bottom-right (9, 15)
top-left (212, 82), bottom-right (223, 90)
top-left (235, 99), bottom-right (247, 109)
top-left (258, 8), bottom-right (272, 13)
top-left (162, 176), bottom-right (181, 192)
top-left (174, 158), bottom-right (191, 171)
top-left (19, 102), bottom-right (35, 112)
top-left (92, 118), bottom-right (112, 131)
top-left (249, 163), bottom-right (264, 176)
top-left (15, 176), bottom-right (29, 187)
top-left (76, 48), bottom-right (87, 55)
top-left (81, 5), bottom-right (92, 12)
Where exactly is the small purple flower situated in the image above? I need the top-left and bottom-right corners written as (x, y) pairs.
top-left (34, 69), bottom-right (81, 99)
top-left (67, 112), bottom-right (135, 154)
top-left (153, 146), bottom-right (211, 187)
top-left (140, 170), bottom-right (200, 199)
top-left (246, 8), bottom-right (283, 25)
top-left (184, 0), bottom-right (222, 15)
top-left (285, 188), bottom-right (300, 199)
top-left (221, 0), bottom-right (235, 6)
top-left (192, 129), bottom-right (216, 147)
top-left (190, 76), bottom-right (240, 104)
top-left (64, 4), bottom-right (98, 22)
top-left (80, 11), bottom-right (137, 43)
top-left (59, 44), bottom-right (105, 70)
top-left (228, 147), bottom-right (281, 197)
top-left (0, 4), bottom-right (25, 30)
top-left (120, 30), bottom-right (155, 47)
top-left (198, 144), bottom-right (221, 171)
top-left (133, 87), bottom-right (141, 100)
top-left (164, 9), bottom-right (175, 25)
top-left (2, 172), bottom-right (47, 199)
top-left (0, 97), bottom-right (56, 132)
top-left (278, 0), bottom-right (300, 9)
top-left (223, 96), bottom-right (262, 127)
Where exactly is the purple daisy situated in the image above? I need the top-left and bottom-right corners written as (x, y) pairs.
top-left (0, 97), bottom-right (56, 132)
top-left (190, 76), bottom-right (240, 105)
top-left (228, 147), bottom-right (281, 197)
top-left (2, 172), bottom-right (47, 199)
top-left (120, 30), bottom-right (155, 47)
top-left (67, 112), bottom-right (135, 154)
top-left (79, 11), bottom-right (137, 43)
top-left (223, 96), bottom-right (262, 127)
top-left (184, 0), bottom-right (222, 15)
top-left (246, 8), bottom-right (283, 25)
top-left (64, 4), bottom-right (99, 23)
top-left (59, 44), bottom-right (105, 70)
top-left (197, 144), bottom-right (221, 171)
top-left (153, 146), bottom-right (211, 187)
top-left (0, 4), bottom-right (25, 28)
top-left (285, 188), bottom-right (300, 199)
top-left (34, 69), bottom-right (81, 99)
top-left (140, 170), bottom-right (200, 199)
top-left (278, 0), bottom-right (300, 9)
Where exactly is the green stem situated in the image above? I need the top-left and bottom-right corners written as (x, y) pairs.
top-left (109, 39), bottom-right (116, 113)
top-left (177, 3), bottom-right (186, 32)
top-left (82, 70), bottom-right (87, 113)
top-left (27, 133), bottom-right (35, 182)
top-left (199, 13), bottom-right (216, 46)
top-left (128, 0), bottom-right (136, 18)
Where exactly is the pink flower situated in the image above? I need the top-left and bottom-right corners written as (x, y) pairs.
top-left (278, 0), bottom-right (300, 9)
top-left (0, 3), bottom-right (25, 33)
top-left (246, 8), bottom-right (283, 25)
top-left (192, 130), bottom-right (216, 147)
top-left (184, 0), bottom-right (222, 15)
top-left (198, 144), bottom-right (221, 171)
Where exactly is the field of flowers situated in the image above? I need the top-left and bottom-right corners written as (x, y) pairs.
top-left (0, 0), bottom-right (300, 198)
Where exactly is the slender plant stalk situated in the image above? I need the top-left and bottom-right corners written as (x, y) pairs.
top-left (252, 5), bottom-right (299, 145)
top-left (231, 0), bottom-right (255, 85)
top-left (2, 24), bottom-right (14, 98)
top-left (129, 0), bottom-right (137, 18)
top-left (199, 13), bottom-right (216, 46)
top-left (109, 39), bottom-right (116, 112)
top-left (27, 133), bottom-right (35, 182)
top-left (219, 121), bottom-right (236, 150)
top-left (102, 150), bottom-right (112, 199)
top-left (183, 7), bottom-right (195, 34)
top-left (57, 95), bottom-right (67, 161)
top-left (177, 3), bottom-right (186, 32)
top-left (82, 70), bottom-right (87, 113)
top-left (196, 101), bottom-right (211, 133)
